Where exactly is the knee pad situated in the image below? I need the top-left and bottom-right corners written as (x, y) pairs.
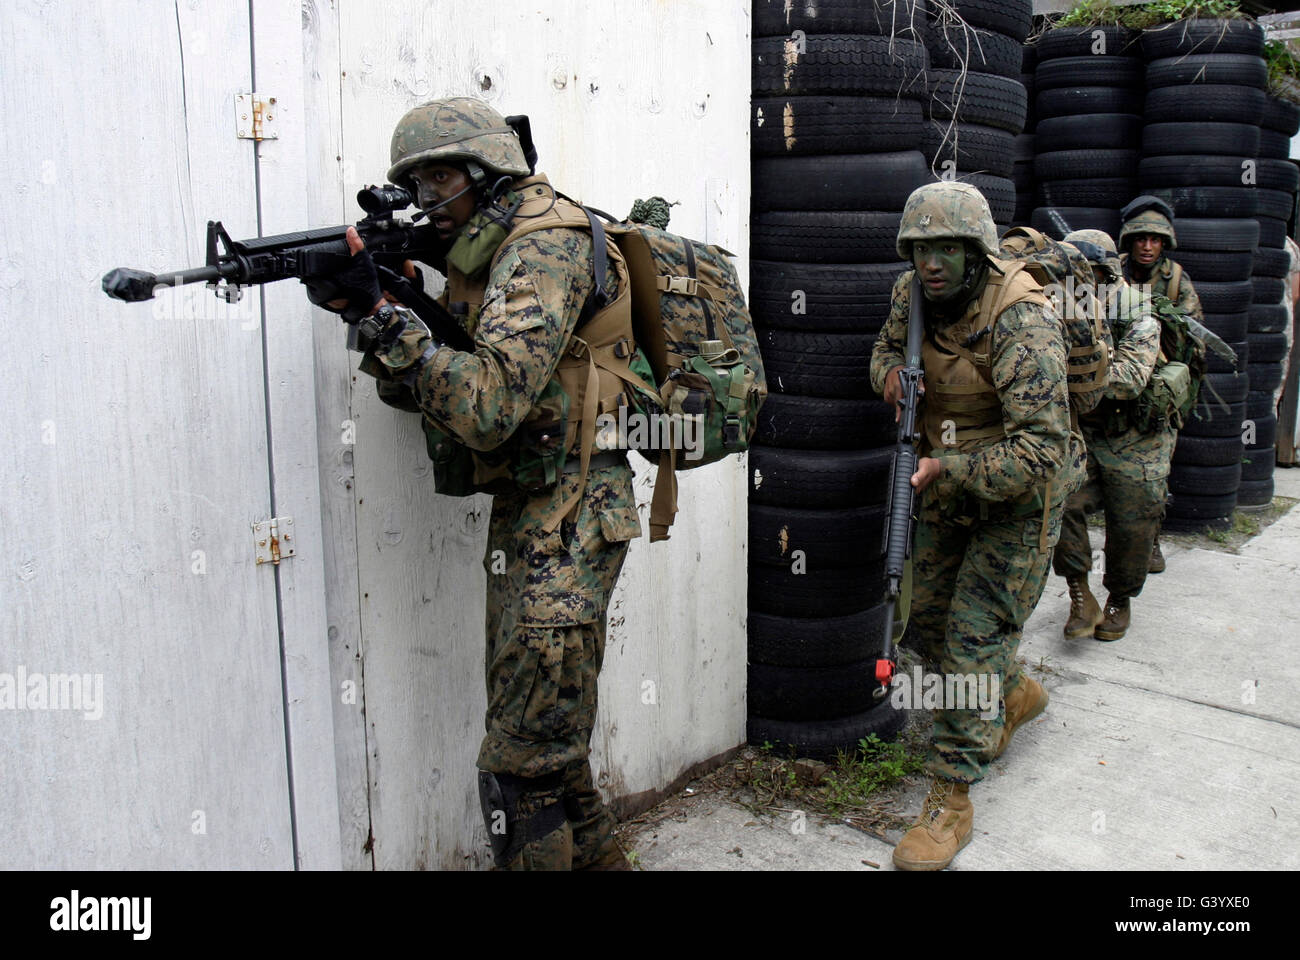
top-left (478, 770), bottom-right (567, 868)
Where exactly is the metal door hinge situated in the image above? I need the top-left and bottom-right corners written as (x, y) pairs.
top-left (235, 93), bottom-right (279, 141)
top-left (253, 517), bottom-right (296, 565)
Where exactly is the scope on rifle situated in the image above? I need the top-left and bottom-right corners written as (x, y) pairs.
top-left (357, 183), bottom-right (414, 215)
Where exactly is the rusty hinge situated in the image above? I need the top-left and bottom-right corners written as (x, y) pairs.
top-left (235, 93), bottom-right (279, 141)
top-left (253, 517), bottom-right (296, 565)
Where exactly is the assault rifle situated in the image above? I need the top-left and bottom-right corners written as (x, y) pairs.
top-left (875, 273), bottom-right (926, 701)
top-left (101, 184), bottom-right (475, 352)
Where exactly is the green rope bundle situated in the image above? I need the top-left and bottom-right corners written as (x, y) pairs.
top-left (627, 196), bottom-right (675, 230)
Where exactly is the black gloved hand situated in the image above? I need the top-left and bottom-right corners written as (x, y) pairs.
top-left (302, 245), bottom-right (384, 323)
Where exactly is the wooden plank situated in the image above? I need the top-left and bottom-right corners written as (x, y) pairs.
top-left (337, 0), bottom-right (750, 868)
top-left (295, 0), bottom-right (377, 872)
top-left (0, 0), bottom-right (294, 867)
top-left (250, 0), bottom-right (344, 870)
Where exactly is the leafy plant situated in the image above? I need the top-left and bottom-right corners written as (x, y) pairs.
top-left (822, 733), bottom-right (925, 811)
top-left (1265, 39), bottom-right (1300, 104)
top-left (1055, 0), bottom-right (1244, 29)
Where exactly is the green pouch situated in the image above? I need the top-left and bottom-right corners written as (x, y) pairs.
top-left (658, 351), bottom-right (757, 466)
top-left (421, 419), bottom-right (479, 498)
top-left (1134, 361), bottom-right (1191, 432)
top-left (511, 379), bottom-right (570, 492)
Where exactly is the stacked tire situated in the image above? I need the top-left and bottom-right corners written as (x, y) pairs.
top-left (748, 0), bottom-right (931, 757)
top-left (1013, 43), bottom-right (1038, 227)
top-left (1137, 18), bottom-right (1269, 531)
top-left (1031, 25), bottom-right (1144, 241)
top-left (1240, 95), bottom-right (1300, 507)
top-left (921, 0), bottom-right (1034, 228)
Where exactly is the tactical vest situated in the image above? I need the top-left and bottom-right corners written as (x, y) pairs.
top-left (425, 174), bottom-right (652, 525)
top-left (917, 259), bottom-right (1066, 547)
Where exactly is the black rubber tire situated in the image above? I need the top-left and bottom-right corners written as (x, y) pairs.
top-left (750, 503), bottom-right (886, 568)
top-left (1181, 399), bottom-right (1247, 438)
top-left (1140, 19), bottom-right (1265, 60)
top-left (1145, 53), bottom-right (1267, 91)
top-left (749, 445), bottom-right (894, 509)
top-left (752, 152), bottom-right (928, 212)
top-left (1241, 445), bottom-right (1276, 481)
top-left (1173, 433), bottom-right (1245, 467)
top-left (1037, 26), bottom-right (1139, 60)
top-left (1248, 331), bottom-right (1288, 364)
top-left (1170, 218), bottom-right (1259, 252)
top-left (758, 329), bottom-right (877, 398)
top-left (1141, 122), bottom-right (1260, 159)
top-left (936, 0), bottom-right (1033, 43)
top-left (1014, 133), bottom-right (1036, 161)
top-left (1235, 476), bottom-right (1275, 507)
top-left (1257, 159), bottom-right (1300, 194)
top-left (1200, 369), bottom-right (1250, 403)
top-left (1192, 280), bottom-right (1254, 315)
top-left (748, 659), bottom-right (887, 721)
top-left (1256, 216), bottom-right (1289, 249)
top-left (749, 261), bottom-right (907, 332)
top-left (1252, 246), bottom-right (1292, 279)
top-left (753, 0), bottom-right (926, 38)
top-left (1201, 311), bottom-right (1249, 342)
top-left (921, 121), bottom-right (1015, 178)
top-left (1036, 113), bottom-right (1142, 151)
top-left (1245, 413), bottom-right (1278, 451)
top-left (929, 171), bottom-right (1015, 222)
top-left (751, 211), bottom-right (903, 263)
top-left (1255, 188), bottom-right (1297, 222)
top-left (1247, 390), bottom-right (1277, 420)
top-left (1143, 84), bottom-right (1265, 125)
top-left (752, 96), bottom-right (925, 156)
top-left (928, 25), bottom-right (1023, 78)
top-left (1034, 56), bottom-right (1142, 91)
top-left (1149, 186), bottom-right (1259, 218)
top-left (1035, 149), bottom-right (1139, 181)
top-left (1252, 275), bottom-right (1287, 304)
top-left (753, 35), bottom-right (929, 97)
top-left (1035, 178), bottom-right (1137, 208)
top-left (1163, 490), bottom-right (1237, 529)
top-left (1167, 461), bottom-right (1242, 497)
top-left (748, 604), bottom-right (891, 668)
top-left (1205, 338), bottom-right (1247, 375)
top-left (1030, 206), bottom-right (1120, 240)
top-left (1167, 250), bottom-right (1254, 283)
top-left (1261, 95), bottom-right (1300, 136)
top-left (755, 392), bottom-right (897, 449)
top-left (1139, 155), bottom-right (1258, 188)
top-left (926, 70), bottom-right (1028, 133)
top-left (748, 700), bottom-right (907, 759)
top-left (1258, 127), bottom-right (1294, 160)
top-left (1162, 510), bottom-right (1233, 533)
top-left (1037, 85), bottom-right (1134, 119)
top-left (1248, 303), bottom-right (1290, 334)
top-left (748, 558), bottom-right (886, 618)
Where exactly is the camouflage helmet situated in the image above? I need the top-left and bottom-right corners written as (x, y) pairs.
top-left (387, 97), bottom-right (530, 192)
top-left (1064, 228), bottom-right (1122, 280)
top-left (1118, 195), bottom-right (1177, 251)
top-left (896, 181), bottom-right (1000, 261)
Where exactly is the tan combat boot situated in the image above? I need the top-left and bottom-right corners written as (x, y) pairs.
top-left (1149, 535), bottom-right (1165, 574)
top-left (1095, 596), bottom-right (1131, 642)
top-left (893, 777), bottom-right (973, 871)
top-left (1064, 575), bottom-right (1103, 639)
top-left (994, 675), bottom-right (1049, 759)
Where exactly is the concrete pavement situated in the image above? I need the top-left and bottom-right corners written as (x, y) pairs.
top-left (625, 474), bottom-right (1300, 870)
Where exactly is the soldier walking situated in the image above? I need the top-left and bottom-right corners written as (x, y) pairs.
top-left (871, 183), bottom-right (1076, 870)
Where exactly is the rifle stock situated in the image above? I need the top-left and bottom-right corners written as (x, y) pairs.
top-left (875, 273), bottom-right (926, 700)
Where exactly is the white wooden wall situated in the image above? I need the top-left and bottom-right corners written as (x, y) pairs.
top-left (0, 0), bottom-right (751, 869)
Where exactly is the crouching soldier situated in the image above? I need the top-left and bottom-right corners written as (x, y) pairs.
top-left (1053, 230), bottom-right (1167, 641)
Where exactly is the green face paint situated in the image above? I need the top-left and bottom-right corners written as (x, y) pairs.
top-left (913, 240), bottom-right (967, 302)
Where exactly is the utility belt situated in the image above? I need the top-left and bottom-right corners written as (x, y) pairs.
top-left (936, 477), bottom-right (1057, 551)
